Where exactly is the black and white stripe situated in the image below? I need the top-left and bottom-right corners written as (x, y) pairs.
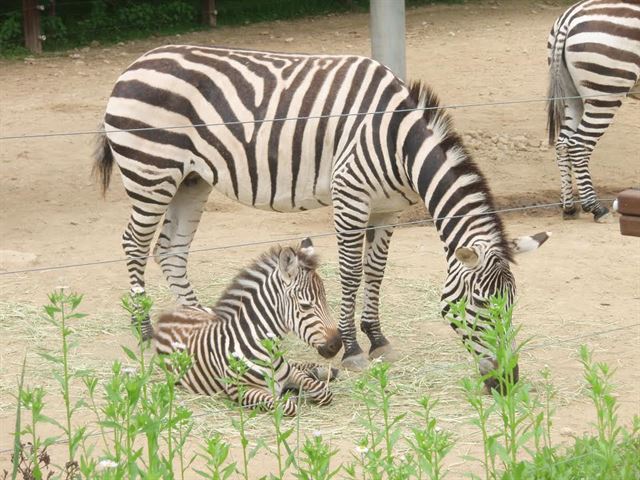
top-left (95, 45), bottom-right (548, 387)
top-left (547, 0), bottom-right (640, 221)
top-left (153, 239), bottom-right (340, 415)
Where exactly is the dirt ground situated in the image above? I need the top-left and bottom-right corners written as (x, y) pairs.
top-left (0, 0), bottom-right (639, 476)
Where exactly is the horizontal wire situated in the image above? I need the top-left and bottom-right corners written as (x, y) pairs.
top-left (1, 90), bottom-right (638, 141)
top-left (0, 198), bottom-right (615, 278)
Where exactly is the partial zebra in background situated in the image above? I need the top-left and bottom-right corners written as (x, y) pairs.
top-left (154, 238), bottom-right (340, 415)
top-left (95, 45), bottom-right (550, 390)
top-left (547, 0), bottom-right (640, 221)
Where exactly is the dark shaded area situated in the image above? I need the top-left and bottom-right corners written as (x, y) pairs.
top-left (1, 0), bottom-right (470, 55)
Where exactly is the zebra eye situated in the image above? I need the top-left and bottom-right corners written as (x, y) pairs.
top-left (299, 299), bottom-right (314, 310)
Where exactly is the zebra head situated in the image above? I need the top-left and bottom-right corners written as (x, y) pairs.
top-left (278, 238), bottom-right (341, 359)
top-left (442, 232), bottom-right (551, 392)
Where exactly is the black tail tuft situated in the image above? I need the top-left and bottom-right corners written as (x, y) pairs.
top-left (92, 128), bottom-right (114, 196)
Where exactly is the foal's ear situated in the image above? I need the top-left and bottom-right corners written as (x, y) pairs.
top-left (279, 247), bottom-right (299, 284)
top-left (511, 232), bottom-right (551, 254)
top-left (298, 237), bottom-right (319, 269)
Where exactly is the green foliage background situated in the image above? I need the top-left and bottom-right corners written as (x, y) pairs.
top-left (0, 0), bottom-right (470, 55)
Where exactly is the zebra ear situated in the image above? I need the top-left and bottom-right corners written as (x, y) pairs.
top-left (300, 237), bottom-right (315, 256)
top-left (279, 247), bottom-right (299, 284)
top-left (455, 246), bottom-right (482, 269)
top-left (511, 232), bottom-right (551, 255)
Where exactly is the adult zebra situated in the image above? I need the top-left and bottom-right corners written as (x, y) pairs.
top-left (154, 239), bottom-right (340, 415)
top-left (95, 45), bottom-right (549, 387)
top-left (547, 0), bottom-right (640, 221)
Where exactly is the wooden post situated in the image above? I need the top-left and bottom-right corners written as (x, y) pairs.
top-left (22, 0), bottom-right (42, 54)
top-left (202, 0), bottom-right (217, 27)
top-left (615, 189), bottom-right (640, 237)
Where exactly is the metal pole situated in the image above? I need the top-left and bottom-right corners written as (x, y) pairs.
top-left (370, 0), bottom-right (406, 80)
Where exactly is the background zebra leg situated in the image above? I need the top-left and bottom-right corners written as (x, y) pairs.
top-left (334, 223), bottom-right (368, 371)
top-left (555, 97), bottom-right (583, 219)
top-left (569, 101), bottom-right (619, 222)
top-left (153, 174), bottom-right (213, 305)
top-left (122, 201), bottom-right (171, 340)
top-left (362, 217), bottom-right (398, 361)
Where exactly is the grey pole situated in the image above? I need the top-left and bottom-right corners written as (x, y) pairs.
top-left (370, 0), bottom-right (406, 80)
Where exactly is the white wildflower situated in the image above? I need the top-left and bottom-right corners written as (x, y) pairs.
top-left (56, 285), bottom-right (69, 291)
top-left (171, 341), bottom-right (187, 350)
top-left (354, 445), bottom-right (369, 455)
top-left (312, 430), bottom-right (322, 438)
top-left (122, 366), bottom-right (137, 376)
top-left (231, 351), bottom-right (242, 359)
top-left (96, 459), bottom-right (118, 471)
top-left (266, 332), bottom-right (277, 340)
top-left (434, 426), bottom-right (442, 433)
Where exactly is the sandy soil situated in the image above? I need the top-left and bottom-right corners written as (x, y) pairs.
top-left (0, 0), bottom-right (638, 477)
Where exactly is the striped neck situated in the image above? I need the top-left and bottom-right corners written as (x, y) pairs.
top-left (212, 251), bottom-right (289, 337)
top-left (401, 82), bottom-right (512, 261)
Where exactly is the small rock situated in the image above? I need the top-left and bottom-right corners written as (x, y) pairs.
top-left (448, 31), bottom-right (456, 37)
top-left (81, 46), bottom-right (90, 53)
top-left (560, 427), bottom-right (574, 437)
top-left (505, 21), bottom-right (512, 26)
top-left (285, 37), bottom-right (294, 43)
top-left (90, 40), bottom-right (100, 48)
top-left (69, 53), bottom-right (82, 59)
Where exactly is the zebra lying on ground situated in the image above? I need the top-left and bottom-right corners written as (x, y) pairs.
top-left (547, 0), bottom-right (640, 222)
top-left (154, 238), bottom-right (341, 415)
top-left (95, 45), bottom-right (550, 390)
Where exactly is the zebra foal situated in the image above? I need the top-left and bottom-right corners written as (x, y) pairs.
top-left (96, 45), bottom-right (550, 390)
top-left (547, 0), bottom-right (640, 221)
top-left (154, 238), bottom-right (340, 415)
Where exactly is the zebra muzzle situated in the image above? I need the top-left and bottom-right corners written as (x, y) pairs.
top-left (316, 330), bottom-right (342, 359)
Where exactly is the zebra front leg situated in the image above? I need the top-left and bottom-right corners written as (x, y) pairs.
top-left (362, 215), bottom-right (398, 361)
top-left (334, 218), bottom-right (368, 371)
top-left (240, 387), bottom-right (298, 416)
top-left (285, 366), bottom-right (334, 406)
top-left (289, 361), bottom-right (340, 382)
top-left (154, 174), bottom-right (213, 306)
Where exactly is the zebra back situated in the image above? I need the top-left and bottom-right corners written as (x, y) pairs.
top-left (154, 306), bottom-right (216, 355)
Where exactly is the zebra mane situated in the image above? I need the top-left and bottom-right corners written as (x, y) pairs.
top-left (213, 244), bottom-right (319, 310)
top-left (407, 81), bottom-right (514, 263)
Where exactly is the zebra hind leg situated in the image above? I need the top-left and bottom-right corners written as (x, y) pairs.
top-left (154, 173), bottom-right (213, 306)
top-left (122, 198), bottom-right (174, 340)
top-left (288, 361), bottom-right (339, 382)
top-left (282, 366), bottom-right (334, 406)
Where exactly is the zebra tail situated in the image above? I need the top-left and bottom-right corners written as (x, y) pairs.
top-left (92, 127), bottom-right (114, 196)
top-left (546, 26), bottom-right (571, 147)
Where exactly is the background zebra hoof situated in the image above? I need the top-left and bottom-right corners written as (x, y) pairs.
top-left (369, 343), bottom-right (400, 362)
top-left (562, 207), bottom-right (580, 220)
top-left (593, 208), bottom-right (612, 224)
top-left (341, 352), bottom-right (369, 371)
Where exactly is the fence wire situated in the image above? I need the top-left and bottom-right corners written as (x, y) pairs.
top-left (0, 198), bottom-right (616, 278)
top-left (0, 90), bottom-right (638, 141)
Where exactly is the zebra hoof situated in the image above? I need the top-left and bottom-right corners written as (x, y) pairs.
top-left (562, 207), bottom-right (579, 220)
top-left (369, 343), bottom-right (400, 362)
top-left (593, 207), bottom-right (612, 223)
top-left (310, 366), bottom-right (340, 382)
top-left (341, 352), bottom-right (369, 372)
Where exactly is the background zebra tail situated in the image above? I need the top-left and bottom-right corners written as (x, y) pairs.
top-left (92, 127), bottom-right (114, 195)
top-left (547, 26), bottom-right (574, 146)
